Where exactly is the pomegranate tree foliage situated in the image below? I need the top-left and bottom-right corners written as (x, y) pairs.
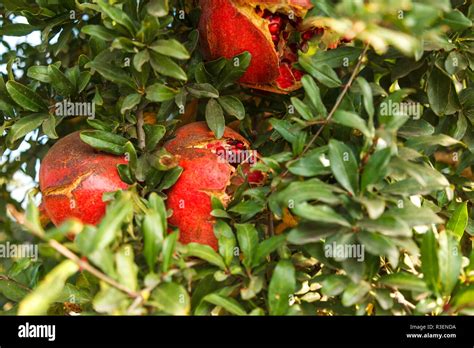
top-left (0, 0), bottom-right (474, 316)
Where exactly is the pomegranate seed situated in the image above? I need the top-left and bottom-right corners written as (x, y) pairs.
top-left (235, 142), bottom-right (245, 150)
top-left (275, 64), bottom-right (295, 89)
top-left (282, 31), bottom-right (289, 40)
top-left (302, 30), bottom-right (314, 41)
top-left (292, 69), bottom-right (304, 81)
top-left (270, 16), bottom-right (283, 26)
top-left (269, 23), bottom-right (280, 34)
top-left (215, 146), bottom-right (226, 155)
top-left (272, 34), bottom-right (279, 43)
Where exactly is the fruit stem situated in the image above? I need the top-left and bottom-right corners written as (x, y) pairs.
top-left (136, 102), bottom-right (147, 151)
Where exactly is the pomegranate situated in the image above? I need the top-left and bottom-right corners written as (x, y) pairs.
top-left (199, 0), bottom-right (319, 93)
top-left (39, 131), bottom-right (129, 226)
top-left (165, 122), bottom-right (264, 250)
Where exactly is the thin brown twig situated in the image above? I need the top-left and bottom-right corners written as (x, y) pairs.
top-left (7, 204), bottom-right (140, 299)
top-left (136, 107), bottom-right (146, 151)
top-left (278, 43), bottom-right (370, 182)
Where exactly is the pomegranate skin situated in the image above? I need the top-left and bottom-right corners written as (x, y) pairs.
top-left (199, 0), bottom-right (313, 93)
top-left (39, 131), bottom-right (129, 226)
top-left (165, 122), bottom-right (257, 250)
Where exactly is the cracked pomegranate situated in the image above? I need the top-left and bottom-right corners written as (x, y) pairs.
top-left (39, 131), bottom-right (129, 226)
top-left (165, 122), bottom-right (265, 250)
top-left (199, 0), bottom-right (318, 93)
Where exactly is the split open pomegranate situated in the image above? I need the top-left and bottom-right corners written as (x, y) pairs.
top-left (39, 131), bottom-right (129, 226)
top-left (165, 122), bottom-right (265, 250)
top-left (199, 0), bottom-right (320, 93)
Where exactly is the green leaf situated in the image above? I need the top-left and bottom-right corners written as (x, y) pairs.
top-left (96, 0), bottom-right (137, 35)
top-left (161, 231), bottom-right (178, 273)
top-left (358, 215), bottom-right (411, 237)
top-left (80, 130), bottom-right (128, 155)
top-left (218, 96), bottom-right (245, 120)
top-left (451, 285), bottom-right (474, 311)
top-left (214, 220), bottom-right (236, 267)
top-left (150, 39), bottom-right (190, 60)
top-left (405, 134), bottom-right (461, 150)
top-left (342, 281), bottom-right (370, 307)
top-left (6, 81), bottom-right (48, 112)
top-left (291, 97), bottom-right (314, 120)
top-left (184, 243), bottom-right (226, 269)
top-left (216, 52), bottom-right (251, 89)
top-left (253, 234), bottom-right (287, 267)
top-left (134, 50), bottom-right (150, 72)
top-left (203, 293), bottom-right (246, 315)
top-left (357, 231), bottom-right (399, 267)
top-left (292, 203), bottom-right (351, 227)
top-left (0, 277), bottom-right (30, 302)
top-left (48, 65), bottom-right (75, 96)
top-left (299, 57), bottom-right (341, 88)
top-left (268, 260), bottom-right (296, 315)
top-left (143, 211), bottom-right (165, 270)
top-left (205, 99), bottom-right (225, 139)
top-left (332, 110), bottom-right (373, 138)
top-left (287, 146), bottom-right (331, 177)
top-left (87, 61), bottom-right (136, 89)
top-left (158, 166), bottom-right (183, 190)
top-left (186, 83), bottom-right (219, 98)
top-left (150, 52), bottom-right (187, 81)
top-left (321, 275), bottom-right (349, 296)
top-left (0, 23), bottom-right (38, 36)
top-left (361, 148), bottom-right (392, 191)
top-left (301, 75), bottom-right (327, 118)
top-left (145, 83), bottom-right (178, 102)
top-left (152, 282), bottom-right (190, 315)
top-left (144, 124), bottom-right (166, 151)
top-left (18, 260), bottom-right (78, 315)
top-left (91, 194), bottom-right (133, 252)
top-left (421, 230), bottom-right (439, 293)
top-left (378, 273), bottom-right (428, 292)
top-left (120, 93), bottom-right (141, 114)
top-left (441, 10), bottom-right (472, 31)
top-left (115, 245), bottom-right (138, 291)
top-left (356, 77), bottom-right (374, 123)
top-left (438, 232), bottom-right (462, 296)
top-left (82, 25), bottom-right (116, 41)
top-left (7, 113), bottom-right (49, 145)
top-left (27, 66), bottom-right (51, 83)
top-left (446, 202), bottom-right (468, 241)
top-left (147, 0), bottom-right (169, 17)
top-left (328, 139), bottom-right (359, 195)
top-left (235, 223), bottom-right (259, 269)
top-left (427, 67), bottom-right (460, 116)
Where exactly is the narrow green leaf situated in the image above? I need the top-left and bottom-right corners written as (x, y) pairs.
top-left (205, 99), bottom-right (225, 139)
top-left (328, 139), bottom-right (359, 195)
top-left (18, 261), bottom-right (78, 315)
top-left (268, 260), bottom-right (296, 315)
top-left (6, 81), bottom-right (48, 112)
top-left (235, 223), bottom-right (259, 269)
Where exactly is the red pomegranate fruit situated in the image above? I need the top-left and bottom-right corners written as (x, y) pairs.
top-left (39, 131), bottom-right (129, 226)
top-left (165, 122), bottom-right (265, 250)
top-left (199, 0), bottom-right (317, 93)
